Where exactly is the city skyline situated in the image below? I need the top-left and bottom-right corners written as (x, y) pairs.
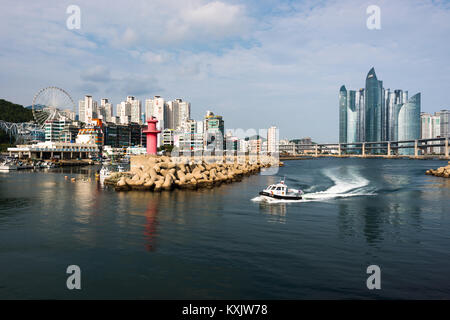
top-left (1, 0), bottom-right (450, 142)
top-left (339, 67), bottom-right (424, 155)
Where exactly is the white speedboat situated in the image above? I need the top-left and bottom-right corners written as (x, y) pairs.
top-left (259, 180), bottom-right (303, 201)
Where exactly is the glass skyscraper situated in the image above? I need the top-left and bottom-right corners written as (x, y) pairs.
top-left (340, 68), bottom-right (420, 155)
top-left (356, 88), bottom-right (365, 142)
top-left (347, 90), bottom-right (358, 144)
top-left (339, 85), bottom-right (347, 143)
top-left (364, 67), bottom-right (383, 142)
top-left (398, 93), bottom-right (421, 155)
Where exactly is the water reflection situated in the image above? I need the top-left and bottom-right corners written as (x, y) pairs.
top-left (338, 190), bottom-right (424, 246)
top-left (258, 202), bottom-right (287, 224)
top-left (144, 199), bottom-right (159, 251)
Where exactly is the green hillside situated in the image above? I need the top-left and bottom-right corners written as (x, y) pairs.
top-left (0, 99), bottom-right (34, 151)
top-left (0, 99), bottom-right (33, 123)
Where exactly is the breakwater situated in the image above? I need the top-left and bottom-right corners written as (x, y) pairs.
top-left (426, 161), bottom-right (450, 178)
top-left (105, 155), bottom-right (280, 191)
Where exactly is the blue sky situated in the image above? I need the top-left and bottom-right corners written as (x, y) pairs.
top-left (0, 0), bottom-right (449, 142)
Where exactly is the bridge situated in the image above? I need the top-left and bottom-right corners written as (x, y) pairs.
top-left (279, 137), bottom-right (450, 160)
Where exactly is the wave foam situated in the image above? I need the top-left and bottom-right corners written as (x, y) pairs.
top-left (252, 167), bottom-right (375, 203)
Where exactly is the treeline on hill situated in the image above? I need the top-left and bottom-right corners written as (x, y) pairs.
top-left (0, 99), bottom-right (33, 122)
top-left (0, 99), bottom-right (34, 150)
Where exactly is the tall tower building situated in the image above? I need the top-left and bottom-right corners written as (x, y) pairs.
top-left (127, 96), bottom-right (142, 124)
top-left (347, 90), bottom-right (358, 144)
top-left (81, 95), bottom-right (97, 124)
top-left (101, 98), bottom-right (113, 122)
top-left (339, 85), bottom-right (348, 143)
top-left (204, 110), bottom-right (225, 150)
top-left (437, 110), bottom-right (450, 139)
top-left (365, 67), bottom-right (383, 142)
top-left (177, 99), bottom-right (191, 131)
top-left (165, 101), bottom-right (174, 130)
top-left (398, 93), bottom-right (421, 155)
top-left (355, 88), bottom-right (365, 142)
top-left (78, 100), bottom-right (85, 123)
top-left (267, 126), bottom-right (279, 153)
top-left (117, 100), bottom-right (131, 125)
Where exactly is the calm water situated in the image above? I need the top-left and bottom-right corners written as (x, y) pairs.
top-left (1, 158), bottom-right (450, 299)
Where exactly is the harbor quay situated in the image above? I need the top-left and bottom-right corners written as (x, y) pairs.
top-left (7, 141), bottom-right (99, 160)
top-left (105, 153), bottom-right (281, 191)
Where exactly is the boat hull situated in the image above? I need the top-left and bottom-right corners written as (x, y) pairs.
top-left (259, 191), bottom-right (302, 200)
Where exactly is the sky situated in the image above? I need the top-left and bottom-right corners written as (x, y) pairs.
top-left (0, 0), bottom-right (449, 142)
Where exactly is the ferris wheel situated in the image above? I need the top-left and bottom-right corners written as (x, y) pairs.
top-left (32, 86), bottom-right (76, 128)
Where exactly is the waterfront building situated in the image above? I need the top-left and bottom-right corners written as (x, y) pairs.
top-left (174, 120), bottom-right (204, 151)
top-left (437, 110), bottom-right (450, 138)
top-left (204, 111), bottom-right (225, 151)
top-left (249, 138), bottom-right (262, 154)
top-left (267, 126), bottom-right (279, 153)
top-left (7, 141), bottom-right (99, 160)
top-left (436, 110), bottom-right (450, 154)
top-left (162, 129), bottom-right (174, 146)
top-left (225, 132), bottom-right (239, 151)
top-left (60, 123), bottom-right (81, 143)
top-left (365, 67), bottom-right (383, 142)
top-left (398, 93), bottom-right (421, 155)
top-left (339, 85), bottom-right (347, 143)
top-left (239, 139), bottom-right (250, 153)
top-left (44, 119), bottom-right (72, 142)
top-left (102, 122), bottom-right (145, 148)
top-left (76, 119), bottom-right (104, 146)
top-left (421, 112), bottom-right (441, 154)
top-left (126, 146), bottom-right (147, 155)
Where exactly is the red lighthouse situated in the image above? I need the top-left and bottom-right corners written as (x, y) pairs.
top-left (142, 117), bottom-right (161, 155)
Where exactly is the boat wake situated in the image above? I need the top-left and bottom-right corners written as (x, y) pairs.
top-left (252, 167), bottom-right (375, 203)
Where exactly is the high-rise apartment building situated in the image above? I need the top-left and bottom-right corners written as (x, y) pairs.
top-left (78, 95), bottom-right (97, 124)
top-left (100, 98), bottom-right (113, 122)
top-left (267, 126), bottom-right (279, 153)
top-left (117, 100), bottom-right (131, 125)
top-left (177, 99), bottom-right (190, 131)
top-left (127, 96), bottom-right (142, 124)
top-left (437, 110), bottom-right (450, 139)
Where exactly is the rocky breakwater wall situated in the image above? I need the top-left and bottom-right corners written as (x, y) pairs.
top-left (426, 161), bottom-right (450, 178)
top-left (105, 155), bottom-right (280, 191)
